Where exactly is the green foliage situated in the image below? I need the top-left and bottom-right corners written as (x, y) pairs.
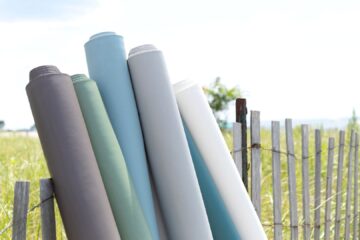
top-left (347, 109), bottom-right (360, 133)
top-left (203, 77), bottom-right (241, 128)
top-left (0, 121), bottom-right (5, 130)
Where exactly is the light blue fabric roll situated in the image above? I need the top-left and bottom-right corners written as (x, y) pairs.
top-left (84, 32), bottom-right (159, 240)
top-left (183, 123), bottom-right (241, 240)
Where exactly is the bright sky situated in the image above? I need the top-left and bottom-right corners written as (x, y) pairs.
top-left (0, 0), bottom-right (360, 129)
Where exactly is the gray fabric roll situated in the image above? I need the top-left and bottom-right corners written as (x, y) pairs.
top-left (128, 45), bottom-right (213, 240)
top-left (26, 66), bottom-right (121, 240)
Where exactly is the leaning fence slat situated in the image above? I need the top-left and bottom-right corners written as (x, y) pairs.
top-left (12, 181), bottom-right (30, 240)
top-left (285, 119), bottom-right (298, 240)
top-left (236, 98), bottom-right (248, 189)
top-left (324, 137), bottom-right (335, 240)
top-left (353, 133), bottom-right (359, 240)
top-left (334, 131), bottom-right (345, 240)
top-left (250, 111), bottom-right (261, 218)
top-left (272, 121), bottom-right (282, 240)
top-left (344, 130), bottom-right (355, 240)
top-left (40, 179), bottom-right (56, 240)
top-left (314, 129), bottom-right (321, 240)
top-left (301, 125), bottom-right (310, 240)
top-left (233, 122), bottom-right (242, 177)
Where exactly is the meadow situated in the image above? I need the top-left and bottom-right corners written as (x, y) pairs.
top-left (0, 126), bottom-right (355, 239)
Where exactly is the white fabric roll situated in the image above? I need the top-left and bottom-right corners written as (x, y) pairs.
top-left (173, 80), bottom-right (267, 240)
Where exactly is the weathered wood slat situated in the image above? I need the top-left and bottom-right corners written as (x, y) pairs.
top-left (233, 122), bottom-right (242, 177)
top-left (251, 111), bottom-right (261, 218)
top-left (314, 129), bottom-right (321, 240)
top-left (324, 138), bottom-right (335, 240)
top-left (301, 125), bottom-right (310, 240)
top-left (272, 121), bottom-right (282, 240)
top-left (236, 98), bottom-right (248, 189)
top-left (334, 131), bottom-right (345, 240)
top-left (285, 119), bottom-right (298, 240)
top-left (40, 178), bottom-right (56, 240)
top-left (12, 181), bottom-right (30, 240)
top-left (344, 130), bottom-right (355, 240)
top-left (353, 133), bottom-right (359, 240)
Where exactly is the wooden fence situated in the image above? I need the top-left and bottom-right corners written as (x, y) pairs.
top-left (5, 179), bottom-right (56, 240)
top-left (233, 98), bottom-right (360, 240)
top-left (4, 98), bottom-right (360, 239)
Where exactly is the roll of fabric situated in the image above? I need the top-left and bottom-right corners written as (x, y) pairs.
top-left (183, 123), bottom-right (241, 240)
top-left (84, 32), bottom-right (159, 240)
top-left (128, 45), bottom-right (213, 240)
top-left (72, 74), bottom-right (151, 240)
top-left (173, 80), bottom-right (267, 240)
top-left (26, 66), bottom-right (121, 240)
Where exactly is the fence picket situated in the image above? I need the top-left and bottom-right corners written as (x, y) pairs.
top-left (236, 98), bottom-right (248, 189)
top-left (40, 178), bottom-right (56, 240)
top-left (272, 121), bottom-right (282, 240)
top-left (233, 122), bottom-right (242, 177)
top-left (334, 131), bottom-right (345, 239)
top-left (251, 111), bottom-right (261, 218)
top-left (12, 181), bottom-right (30, 240)
top-left (301, 125), bottom-right (311, 240)
top-left (324, 137), bottom-right (335, 240)
top-left (285, 119), bottom-right (298, 240)
top-left (314, 129), bottom-right (321, 240)
top-left (344, 130), bottom-right (355, 240)
top-left (353, 133), bottom-right (359, 239)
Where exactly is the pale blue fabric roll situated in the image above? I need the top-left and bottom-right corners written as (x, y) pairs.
top-left (183, 123), bottom-right (241, 240)
top-left (84, 32), bottom-right (159, 240)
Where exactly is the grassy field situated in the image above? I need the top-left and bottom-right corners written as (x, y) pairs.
top-left (0, 127), bottom-right (356, 239)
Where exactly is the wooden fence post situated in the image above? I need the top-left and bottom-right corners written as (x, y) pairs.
top-left (12, 181), bottom-right (30, 240)
top-left (40, 178), bottom-right (56, 240)
top-left (301, 125), bottom-right (310, 240)
top-left (314, 129), bottom-right (322, 240)
top-left (236, 98), bottom-right (248, 190)
top-left (272, 121), bottom-right (282, 240)
top-left (285, 119), bottom-right (298, 240)
top-left (324, 137), bottom-right (335, 240)
top-left (250, 111), bottom-right (261, 218)
top-left (345, 130), bottom-right (355, 240)
top-left (353, 133), bottom-right (359, 239)
top-left (233, 122), bottom-right (242, 177)
top-left (334, 131), bottom-right (345, 240)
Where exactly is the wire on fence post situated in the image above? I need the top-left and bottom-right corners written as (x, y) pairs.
top-left (236, 98), bottom-right (248, 190)
top-left (301, 124), bottom-right (311, 240)
top-left (285, 119), bottom-right (298, 240)
top-left (250, 110), bottom-right (261, 218)
top-left (271, 121), bottom-right (282, 240)
top-left (40, 178), bottom-right (56, 240)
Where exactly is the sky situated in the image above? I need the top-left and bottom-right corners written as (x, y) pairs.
top-left (0, 0), bottom-right (360, 129)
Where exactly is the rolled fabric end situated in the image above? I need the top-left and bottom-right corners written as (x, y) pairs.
top-left (173, 79), bottom-right (197, 95)
top-left (71, 74), bottom-right (89, 83)
top-left (85, 32), bottom-right (124, 48)
top-left (128, 44), bottom-right (159, 59)
top-left (29, 65), bottom-right (60, 82)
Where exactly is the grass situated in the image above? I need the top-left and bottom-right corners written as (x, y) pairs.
top-left (0, 134), bottom-right (66, 239)
top-left (0, 126), bottom-right (357, 239)
top-left (224, 125), bottom-right (355, 239)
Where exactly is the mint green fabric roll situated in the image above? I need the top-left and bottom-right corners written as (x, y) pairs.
top-left (72, 74), bottom-right (151, 240)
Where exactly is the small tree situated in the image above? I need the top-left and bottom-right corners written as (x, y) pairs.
top-left (203, 77), bottom-right (241, 128)
top-left (0, 120), bottom-right (4, 130)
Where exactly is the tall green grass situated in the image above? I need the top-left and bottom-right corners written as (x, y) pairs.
top-left (224, 126), bottom-right (353, 239)
top-left (0, 135), bottom-right (66, 239)
top-left (0, 127), bottom-right (356, 239)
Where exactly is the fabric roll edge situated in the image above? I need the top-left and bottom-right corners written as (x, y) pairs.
top-left (173, 80), bottom-right (268, 240)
